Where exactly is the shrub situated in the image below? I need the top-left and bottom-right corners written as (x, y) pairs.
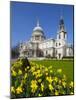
top-left (62, 56), bottom-right (74, 59)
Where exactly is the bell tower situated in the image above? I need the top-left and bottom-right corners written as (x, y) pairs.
top-left (56, 16), bottom-right (67, 59)
top-left (57, 16), bottom-right (67, 40)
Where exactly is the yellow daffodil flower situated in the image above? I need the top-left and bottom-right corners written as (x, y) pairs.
top-left (50, 70), bottom-right (53, 73)
top-left (30, 80), bottom-right (38, 93)
top-left (11, 86), bottom-right (15, 93)
top-left (16, 86), bottom-right (23, 94)
top-left (70, 81), bottom-right (73, 87)
top-left (41, 83), bottom-right (44, 92)
top-left (37, 70), bottom-right (41, 74)
top-left (35, 73), bottom-right (42, 78)
top-left (24, 73), bottom-right (27, 79)
top-left (38, 79), bottom-right (42, 83)
top-left (25, 68), bottom-right (27, 71)
top-left (46, 76), bottom-right (53, 83)
top-left (18, 69), bottom-right (22, 75)
top-left (27, 66), bottom-right (29, 69)
top-left (45, 72), bottom-right (48, 76)
top-left (38, 93), bottom-right (42, 96)
top-left (70, 92), bottom-right (74, 95)
top-left (12, 70), bottom-right (17, 76)
top-left (49, 84), bottom-right (54, 91)
top-left (57, 69), bottom-right (62, 73)
top-left (62, 81), bottom-right (66, 88)
top-left (55, 90), bottom-right (59, 95)
top-left (31, 67), bottom-right (35, 72)
top-left (45, 68), bottom-right (48, 72)
top-left (54, 77), bottom-right (58, 82)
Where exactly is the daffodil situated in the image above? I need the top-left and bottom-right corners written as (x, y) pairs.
top-left (37, 69), bottom-right (41, 74)
top-left (41, 83), bottom-right (44, 92)
top-left (38, 93), bottom-right (42, 96)
top-left (12, 70), bottom-right (17, 76)
top-left (45, 68), bottom-right (48, 72)
top-left (59, 79), bottom-right (62, 84)
top-left (55, 90), bottom-right (59, 95)
top-left (24, 73), bottom-right (27, 79)
top-left (50, 70), bottom-right (53, 73)
top-left (27, 66), bottom-right (29, 69)
top-left (25, 68), bottom-right (27, 71)
top-left (31, 67), bottom-right (35, 72)
top-left (30, 80), bottom-right (38, 93)
top-left (57, 69), bottom-right (62, 73)
top-left (33, 71), bottom-right (37, 76)
top-left (11, 86), bottom-right (15, 93)
top-left (46, 76), bottom-right (53, 83)
top-left (49, 84), bottom-right (54, 91)
top-left (38, 79), bottom-right (42, 83)
top-left (54, 77), bottom-right (58, 82)
top-left (18, 69), bottom-right (22, 75)
top-left (62, 81), bottom-right (66, 88)
top-left (70, 81), bottom-right (73, 87)
top-left (35, 73), bottom-right (42, 78)
top-left (70, 92), bottom-right (74, 95)
top-left (45, 72), bottom-right (48, 76)
top-left (13, 61), bottom-right (22, 68)
top-left (16, 86), bottom-right (23, 94)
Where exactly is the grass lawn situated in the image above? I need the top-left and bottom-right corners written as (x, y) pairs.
top-left (32, 60), bottom-right (74, 82)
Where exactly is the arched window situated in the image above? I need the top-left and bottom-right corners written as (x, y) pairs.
top-left (59, 43), bottom-right (61, 45)
top-left (56, 43), bottom-right (57, 47)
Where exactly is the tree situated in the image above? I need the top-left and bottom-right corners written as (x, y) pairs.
top-left (11, 44), bottom-right (20, 59)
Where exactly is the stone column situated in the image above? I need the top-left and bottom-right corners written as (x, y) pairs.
top-left (34, 49), bottom-right (37, 57)
top-left (33, 43), bottom-right (37, 57)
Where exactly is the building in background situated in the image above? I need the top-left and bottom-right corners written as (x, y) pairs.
top-left (19, 17), bottom-right (73, 59)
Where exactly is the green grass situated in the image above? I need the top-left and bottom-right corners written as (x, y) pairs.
top-left (32, 60), bottom-right (74, 82)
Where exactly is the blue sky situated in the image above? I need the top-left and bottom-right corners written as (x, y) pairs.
top-left (11, 1), bottom-right (74, 47)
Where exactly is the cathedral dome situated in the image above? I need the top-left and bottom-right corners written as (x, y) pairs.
top-left (33, 26), bottom-right (43, 32)
top-left (32, 19), bottom-right (44, 36)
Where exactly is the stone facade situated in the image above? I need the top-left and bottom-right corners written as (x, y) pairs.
top-left (19, 17), bottom-right (73, 59)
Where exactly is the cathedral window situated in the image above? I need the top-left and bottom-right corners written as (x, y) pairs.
top-left (35, 36), bottom-right (40, 40)
top-left (59, 43), bottom-right (61, 45)
top-left (56, 43), bottom-right (57, 47)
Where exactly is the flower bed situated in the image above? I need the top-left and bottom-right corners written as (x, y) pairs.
top-left (11, 59), bottom-right (74, 98)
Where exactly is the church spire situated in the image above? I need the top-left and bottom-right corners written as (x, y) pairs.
top-left (59, 16), bottom-right (65, 32)
top-left (37, 19), bottom-right (40, 27)
top-left (57, 16), bottom-right (67, 40)
top-left (60, 15), bottom-right (63, 20)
